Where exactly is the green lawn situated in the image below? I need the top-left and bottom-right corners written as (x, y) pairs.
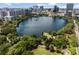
top-left (32, 45), bottom-right (62, 55)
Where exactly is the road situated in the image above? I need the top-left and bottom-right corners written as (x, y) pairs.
top-left (73, 20), bottom-right (79, 55)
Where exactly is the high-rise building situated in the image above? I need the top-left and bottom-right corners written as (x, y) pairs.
top-left (33, 5), bottom-right (38, 12)
top-left (40, 6), bottom-right (44, 10)
top-left (66, 3), bottom-right (74, 17)
top-left (0, 8), bottom-right (31, 21)
top-left (4, 11), bottom-right (13, 21)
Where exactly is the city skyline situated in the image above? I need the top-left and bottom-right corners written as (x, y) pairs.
top-left (0, 3), bottom-right (79, 9)
top-left (0, 3), bottom-right (79, 55)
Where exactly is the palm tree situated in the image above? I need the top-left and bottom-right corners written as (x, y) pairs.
top-left (45, 38), bottom-right (53, 50)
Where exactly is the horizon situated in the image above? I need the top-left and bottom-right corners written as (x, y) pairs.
top-left (0, 3), bottom-right (79, 9)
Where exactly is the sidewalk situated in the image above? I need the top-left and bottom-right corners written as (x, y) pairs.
top-left (73, 20), bottom-right (79, 55)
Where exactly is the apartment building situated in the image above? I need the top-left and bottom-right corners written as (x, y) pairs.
top-left (0, 8), bottom-right (30, 21)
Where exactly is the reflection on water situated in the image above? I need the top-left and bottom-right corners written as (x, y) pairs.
top-left (16, 16), bottom-right (66, 37)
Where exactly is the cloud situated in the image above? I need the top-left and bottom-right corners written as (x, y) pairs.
top-left (35, 3), bottom-right (57, 8)
top-left (36, 3), bottom-right (47, 6)
top-left (48, 3), bottom-right (57, 5)
top-left (4, 3), bottom-right (12, 6)
top-left (74, 4), bottom-right (79, 9)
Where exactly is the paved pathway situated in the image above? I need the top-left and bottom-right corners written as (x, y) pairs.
top-left (73, 20), bottom-right (79, 55)
top-left (61, 49), bottom-right (71, 55)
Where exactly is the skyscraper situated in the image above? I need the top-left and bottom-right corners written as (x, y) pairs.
top-left (4, 11), bottom-right (13, 21)
top-left (66, 3), bottom-right (74, 17)
top-left (40, 6), bottom-right (44, 11)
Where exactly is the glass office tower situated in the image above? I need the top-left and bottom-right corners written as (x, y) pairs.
top-left (66, 3), bottom-right (74, 17)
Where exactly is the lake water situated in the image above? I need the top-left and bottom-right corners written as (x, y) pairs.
top-left (16, 16), bottom-right (66, 37)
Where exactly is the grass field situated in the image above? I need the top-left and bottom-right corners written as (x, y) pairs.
top-left (32, 45), bottom-right (62, 55)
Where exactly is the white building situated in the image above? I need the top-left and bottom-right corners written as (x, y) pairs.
top-left (57, 9), bottom-right (66, 16)
top-left (4, 11), bottom-right (14, 21)
top-left (0, 8), bottom-right (30, 21)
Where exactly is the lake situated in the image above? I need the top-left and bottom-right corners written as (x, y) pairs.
top-left (16, 16), bottom-right (66, 37)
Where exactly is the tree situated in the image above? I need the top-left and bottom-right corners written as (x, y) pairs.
top-left (31, 34), bottom-right (37, 38)
top-left (1, 27), bottom-right (15, 35)
top-left (0, 43), bottom-right (11, 55)
top-left (22, 51), bottom-right (34, 55)
top-left (7, 33), bottom-right (20, 45)
top-left (45, 38), bottom-right (53, 50)
top-left (13, 47), bottom-right (24, 55)
top-left (52, 38), bottom-right (67, 49)
top-left (20, 36), bottom-right (39, 50)
top-left (53, 31), bottom-right (57, 36)
top-left (0, 35), bottom-right (7, 45)
top-left (25, 39), bottom-right (38, 50)
top-left (0, 20), bottom-right (3, 25)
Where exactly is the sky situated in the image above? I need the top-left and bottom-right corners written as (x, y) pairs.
top-left (0, 3), bottom-right (79, 9)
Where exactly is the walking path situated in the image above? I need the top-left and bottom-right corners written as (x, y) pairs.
top-left (73, 20), bottom-right (79, 55)
top-left (61, 49), bottom-right (71, 55)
